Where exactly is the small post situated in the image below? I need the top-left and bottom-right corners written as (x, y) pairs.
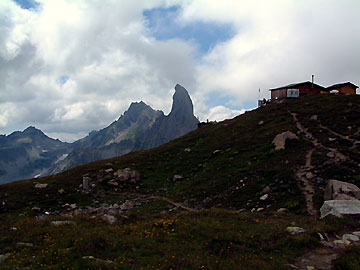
top-left (82, 177), bottom-right (89, 191)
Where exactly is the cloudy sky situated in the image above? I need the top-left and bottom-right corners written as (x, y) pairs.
top-left (1, 0), bottom-right (359, 142)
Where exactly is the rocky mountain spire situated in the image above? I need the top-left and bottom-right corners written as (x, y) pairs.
top-left (169, 84), bottom-right (195, 121)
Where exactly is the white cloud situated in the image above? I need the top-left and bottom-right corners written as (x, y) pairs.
top-left (206, 105), bottom-right (245, 122)
top-left (1, 0), bottom-right (359, 142)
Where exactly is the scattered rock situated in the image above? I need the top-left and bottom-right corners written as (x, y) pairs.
top-left (260, 194), bottom-right (269, 201)
top-left (310, 115), bottom-right (318, 121)
top-left (51, 221), bottom-right (75, 226)
top-left (173, 175), bottom-right (183, 181)
top-left (257, 208), bottom-right (264, 212)
top-left (184, 148), bottom-right (191, 152)
top-left (82, 256), bottom-right (113, 264)
top-left (102, 214), bottom-right (117, 224)
top-left (262, 186), bottom-right (271, 193)
top-left (83, 177), bottom-right (90, 191)
top-left (324, 179), bottom-right (360, 201)
top-left (58, 188), bottom-right (65, 194)
top-left (213, 149), bottom-right (221, 154)
top-left (320, 200), bottom-right (360, 218)
top-left (329, 138), bottom-right (336, 142)
top-left (10, 227), bottom-right (17, 231)
top-left (305, 172), bottom-right (314, 179)
top-left (277, 208), bottom-right (288, 213)
top-left (35, 183), bottom-right (48, 189)
top-left (258, 120), bottom-right (264, 125)
top-left (107, 181), bottom-right (119, 187)
top-left (272, 131), bottom-right (299, 150)
top-left (17, 242), bottom-right (34, 247)
top-left (327, 152), bottom-right (335, 158)
top-left (307, 266), bottom-right (315, 270)
top-left (286, 227), bottom-right (306, 235)
top-left (32, 206), bottom-right (41, 211)
top-left (105, 168), bottom-right (114, 173)
top-left (342, 234), bottom-right (359, 242)
top-left (333, 239), bottom-right (351, 246)
top-left (352, 231), bottom-right (360, 237)
top-left (0, 253), bottom-right (11, 263)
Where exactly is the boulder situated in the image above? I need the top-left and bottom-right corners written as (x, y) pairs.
top-left (272, 131), bottom-right (299, 150)
top-left (51, 221), bottom-right (75, 226)
top-left (286, 226), bottom-right (306, 235)
top-left (102, 214), bottom-right (117, 224)
top-left (342, 233), bottom-right (359, 242)
top-left (35, 183), bottom-right (48, 188)
top-left (324, 180), bottom-right (360, 201)
top-left (320, 200), bottom-right (360, 218)
top-left (0, 253), bottom-right (11, 263)
top-left (173, 175), bottom-right (183, 181)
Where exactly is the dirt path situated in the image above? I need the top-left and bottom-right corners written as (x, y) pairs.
top-left (151, 196), bottom-right (198, 212)
top-left (289, 111), bottom-right (319, 216)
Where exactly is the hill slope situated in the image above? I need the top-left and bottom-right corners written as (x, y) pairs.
top-left (0, 94), bottom-right (360, 269)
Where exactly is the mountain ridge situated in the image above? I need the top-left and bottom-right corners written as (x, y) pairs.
top-left (0, 84), bottom-right (199, 183)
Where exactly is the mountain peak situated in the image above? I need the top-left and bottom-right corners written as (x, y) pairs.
top-left (170, 84), bottom-right (195, 119)
top-left (23, 126), bottom-right (44, 135)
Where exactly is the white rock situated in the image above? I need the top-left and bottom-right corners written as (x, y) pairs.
top-left (102, 214), bottom-right (117, 224)
top-left (286, 226), bottom-right (306, 235)
top-left (51, 221), bottom-right (75, 226)
top-left (260, 194), bottom-right (269, 201)
top-left (343, 234), bottom-right (359, 242)
top-left (35, 183), bottom-right (48, 188)
top-left (320, 200), bottom-right (360, 218)
top-left (352, 231), bottom-right (360, 236)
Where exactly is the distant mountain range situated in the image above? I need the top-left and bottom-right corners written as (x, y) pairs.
top-left (0, 84), bottom-right (199, 184)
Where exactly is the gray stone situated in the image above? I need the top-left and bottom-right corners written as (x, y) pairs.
top-left (320, 200), bottom-right (360, 218)
top-left (343, 234), bottom-right (359, 242)
top-left (262, 186), bottom-right (271, 193)
top-left (17, 242), bottom-right (34, 247)
top-left (277, 208), bottom-right (288, 213)
top-left (260, 194), bottom-right (269, 201)
top-left (352, 231), bottom-right (360, 237)
top-left (0, 253), bottom-right (11, 263)
top-left (102, 214), bottom-right (117, 224)
top-left (305, 172), bottom-right (314, 179)
top-left (184, 148), bottom-right (191, 152)
top-left (333, 239), bottom-right (351, 246)
top-left (213, 150), bottom-right (221, 154)
top-left (35, 183), bottom-right (48, 188)
top-left (58, 188), bottom-right (65, 194)
top-left (286, 226), bottom-right (306, 235)
top-left (258, 120), bottom-right (264, 125)
top-left (82, 177), bottom-right (90, 191)
top-left (173, 175), bottom-right (183, 181)
top-left (327, 152), bottom-right (335, 158)
top-left (310, 115), bottom-right (318, 121)
top-left (272, 131), bottom-right (299, 150)
top-left (324, 180), bottom-right (360, 201)
top-left (51, 221), bottom-right (75, 226)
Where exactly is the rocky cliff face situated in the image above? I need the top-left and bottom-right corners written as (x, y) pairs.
top-left (50, 84), bottom-right (199, 175)
top-left (140, 84), bottom-right (199, 148)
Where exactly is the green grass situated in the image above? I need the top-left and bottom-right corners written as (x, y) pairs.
top-left (0, 210), bottom-right (354, 270)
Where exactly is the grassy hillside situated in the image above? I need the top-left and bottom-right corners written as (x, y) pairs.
top-left (1, 93), bottom-right (360, 269)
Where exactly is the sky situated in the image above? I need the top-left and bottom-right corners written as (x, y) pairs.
top-left (1, 0), bottom-right (360, 142)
